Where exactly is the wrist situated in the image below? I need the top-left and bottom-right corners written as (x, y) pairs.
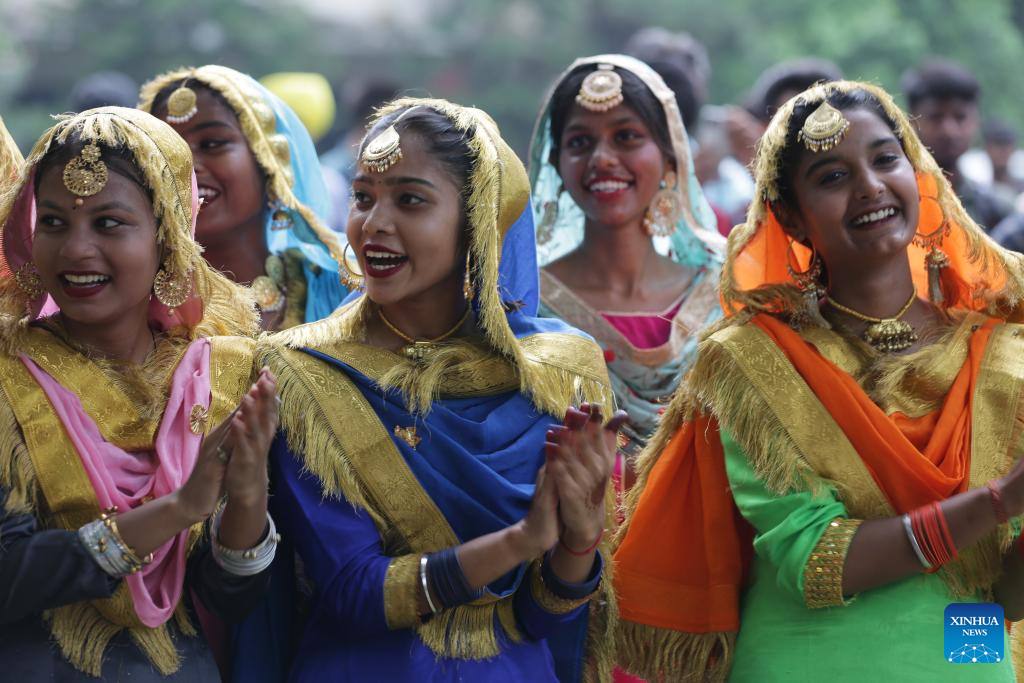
top-left (998, 476), bottom-right (1024, 519)
top-left (506, 522), bottom-right (547, 563)
top-left (224, 490), bottom-right (268, 514)
top-left (167, 490), bottom-right (208, 527)
top-left (560, 525), bottom-right (603, 553)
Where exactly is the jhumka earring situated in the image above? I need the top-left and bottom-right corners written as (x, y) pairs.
top-left (152, 264), bottom-right (191, 309)
top-left (340, 242), bottom-right (364, 290)
top-left (914, 196), bottom-right (953, 305)
top-left (536, 185), bottom-right (562, 246)
top-left (786, 239), bottom-right (831, 329)
top-left (576, 64), bottom-right (624, 112)
top-left (643, 171), bottom-right (681, 238)
top-left (166, 82), bottom-right (199, 125)
top-left (14, 262), bottom-right (43, 299)
top-left (269, 201), bottom-right (293, 231)
top-left (63, 142), bottom-right (108, 208)
top-left (797, 101), bottom-right (850, 153)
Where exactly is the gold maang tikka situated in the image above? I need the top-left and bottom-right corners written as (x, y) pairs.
top-left (166, 82), bottom-right (199, 124)
top-left (576, 64), bottom-right (624, 113)
top-left (62, 142), bottom-right (108, 207)
top-left (797, 101), bottom-right (850, 153)
top-left (360, 108), bottom-right (418, 174)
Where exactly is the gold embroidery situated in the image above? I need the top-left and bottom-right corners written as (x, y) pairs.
top-left (0, 335), bottom-right (255, 675)
top-left (382, 554), bottom-right (421, 630)
top-left (539, 267), bottom-right (720, 368)
top-left (698, 315), bottom-right (1024, 599)
top-left (528, 559), bottom-right (596, 614)
top-left (804, 517), bottom-right (862, 608)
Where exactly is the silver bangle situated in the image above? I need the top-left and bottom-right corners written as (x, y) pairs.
top-left (420, 554), bottom-right (439, 614)
top-left (78, 519), bottom-right (135, 577)
top-left (902, 513), bottom-right (931, 570)
top-left (210, 509), bottom-right (280, 576)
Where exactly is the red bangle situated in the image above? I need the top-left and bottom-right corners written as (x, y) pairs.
top-left (986, 479), bottom-right (1009, 524)
top-left (559, 529), bottom-right (603, 556)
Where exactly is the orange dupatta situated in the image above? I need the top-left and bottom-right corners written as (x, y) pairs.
top-left (614, 313), bottom-right (1000, 681)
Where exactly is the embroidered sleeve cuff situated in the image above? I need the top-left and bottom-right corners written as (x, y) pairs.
top-left (530, 552), bottom-right (602, 614)
top-left (804, 517), bottom-right (862, 609)
top-left (383, 554), bottom-right (421, 629)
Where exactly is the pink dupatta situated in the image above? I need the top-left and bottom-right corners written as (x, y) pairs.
top-left (21, 339), bottom-right (211, 628)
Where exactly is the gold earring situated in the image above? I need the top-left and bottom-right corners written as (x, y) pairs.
top-left (463, 252), bottom-right (473, 301)
top-left (643, 171), bottom-right (680, 238)
top-left (914, 195), bottom-right (953, 305)
top-left (153, 265), bottom-right (191, 308)
top-left (340, 242), bottom-right (364, 289)
top-left (536, 185), bottom-right (561, 246)
top-left (786, 239), bottom-right (830, 329)
top-left (14, 262), bottom-right (43, 299)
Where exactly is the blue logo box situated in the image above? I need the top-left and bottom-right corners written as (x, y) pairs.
top-left (945, 603), bottom-right (1004, 663)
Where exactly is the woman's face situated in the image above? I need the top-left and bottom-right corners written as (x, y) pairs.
top-left (347, 131), bottom-right (464, 308)
top-left (556, 101), bottom-right (669, 229)
top-left (782, 107), bottom-right (920, 273)
top-left (160, 88), bottom-right (264, 247)
top-left (32, 162), bottom-right (160, 328)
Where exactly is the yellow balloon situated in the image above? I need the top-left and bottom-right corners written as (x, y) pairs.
top-left (260, 72), bottom-right (336, 143)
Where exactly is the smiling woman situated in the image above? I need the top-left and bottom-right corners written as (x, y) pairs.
top-left (0, 108), bottom-right (281, 682)
top-left (614, 81), bottom-right (1024, 682)
top-left (258, 98), bottom-right (628, 683)
top-left (139, 65), bottom-right (346, 330)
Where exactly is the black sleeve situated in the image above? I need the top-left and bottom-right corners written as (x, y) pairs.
top-left (0, 487), bottom-right (118, 626)
top-left (187, 531), bottom-right (273, 624)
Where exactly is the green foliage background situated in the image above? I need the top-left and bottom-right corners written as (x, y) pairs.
top-left (2, 0), bottom-right (1023, 155)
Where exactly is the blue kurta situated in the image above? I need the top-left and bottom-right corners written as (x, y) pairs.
top-left (271, 434), bottom-right (593, 682)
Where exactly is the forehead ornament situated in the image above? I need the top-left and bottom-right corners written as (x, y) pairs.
top-left (62, 142), bottom-right (107, 207)
top-left (360, 107), bottom-right (417, 174)
top-left (166, 83), bottom-right (199, 124)
top-left (576, 64), bottom-right (624, 113)
top-left (797, 101), bottom-right (850, 153)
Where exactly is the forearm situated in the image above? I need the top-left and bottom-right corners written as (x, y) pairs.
top-left (107, 492), bottom-right (198, 558)
top-left (842, 486), bottom-right (1000, 595)
top-left (448, 522), bottom-right (538, 609)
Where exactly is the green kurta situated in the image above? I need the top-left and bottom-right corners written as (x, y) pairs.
top-left (722, 428), bottom-right (1016, 681)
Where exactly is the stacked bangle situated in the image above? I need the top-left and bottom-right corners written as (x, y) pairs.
top-left (426, 547), bottom-right (484, 611)
top-left (78, 507), bottom-right (154, 578)
top-left (210, 509), bottom-right (280, 576)
top-left (909, 501), bottom-right (958, 571)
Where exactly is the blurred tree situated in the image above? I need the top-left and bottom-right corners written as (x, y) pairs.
top-left (3, 0), bottom-right (1024, 156)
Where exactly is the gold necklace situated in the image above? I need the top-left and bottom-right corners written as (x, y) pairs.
top-left (378, 305), bottom-right (472, 362)
top-left (827, 290), bottom-right (918, 353)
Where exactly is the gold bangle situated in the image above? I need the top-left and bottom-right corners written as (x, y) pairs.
top-left (100, 507), bottom-right (154, 573)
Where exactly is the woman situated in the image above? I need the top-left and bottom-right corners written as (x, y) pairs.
top-left (139, 65), bottom-right (346, 330)
top-left (615, 80), bottom-right (1024, 681)
top-left (529, 54), bottom-right (724, 484)
top-left (261, 98), bottom-right (627, 682)
top-left (0, 107), bottom-right (280, 681)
